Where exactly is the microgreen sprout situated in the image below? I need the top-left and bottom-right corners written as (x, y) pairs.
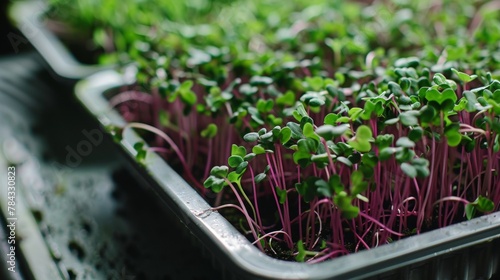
top-left (53, 0), bottom-right (500, 262)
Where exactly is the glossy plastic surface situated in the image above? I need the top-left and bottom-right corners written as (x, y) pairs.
top-left (10, 1), bottom-right (108, 81)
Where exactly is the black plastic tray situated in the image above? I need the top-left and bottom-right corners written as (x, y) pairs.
top-left (75, 69), bottom-right (500, 279)
top-left (9, 1), bottom-right (107, 81)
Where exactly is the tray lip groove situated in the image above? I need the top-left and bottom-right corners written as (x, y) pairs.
top-left (9, 0), bottom-right (114, 81)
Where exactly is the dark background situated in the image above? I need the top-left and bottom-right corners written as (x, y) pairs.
top-left (0, 1), bottom-right (223, 279)
top-left (1, 0), bottom-right (15, 55)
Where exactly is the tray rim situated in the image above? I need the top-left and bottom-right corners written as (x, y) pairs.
top-left (9, 0), bottom-right (111, 81)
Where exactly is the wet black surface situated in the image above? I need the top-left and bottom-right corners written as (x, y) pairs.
top-left (0, 52), bottom-right (222, 279)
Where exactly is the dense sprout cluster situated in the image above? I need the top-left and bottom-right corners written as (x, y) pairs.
top-left (48, 0), bottom-right (500, 261)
